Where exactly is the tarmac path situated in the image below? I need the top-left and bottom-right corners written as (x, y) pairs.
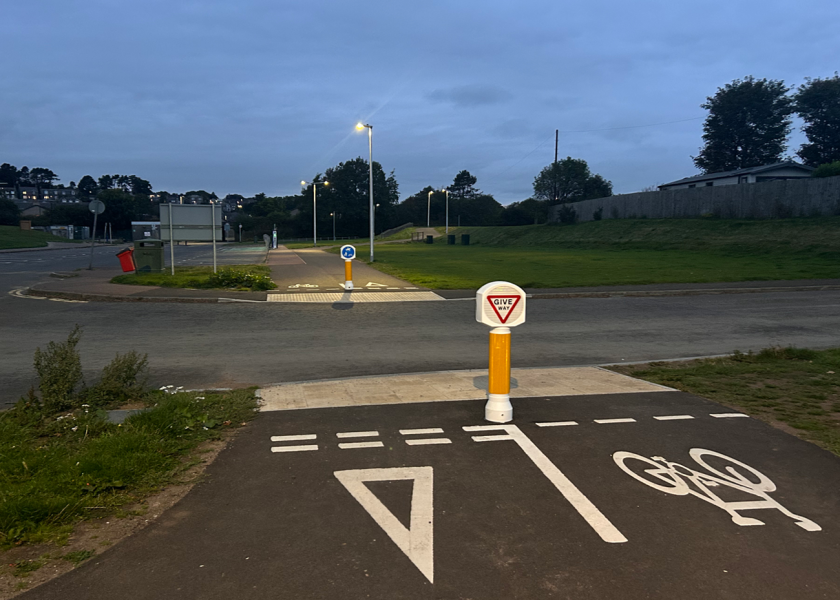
top-left (18, 390), bottom-right (840, 599)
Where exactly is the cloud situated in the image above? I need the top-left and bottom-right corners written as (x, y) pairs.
top-left (428, 84), bottom-right (512, 108)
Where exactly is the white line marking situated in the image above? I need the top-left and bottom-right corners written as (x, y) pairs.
top-left (536, 421), bottom-right (579, 427)
top-left (653, 415), bottom-right (695, 421)
top-left (400, 428), bottom-right (445, 435)
top-left (270, 434), bottom-right (317, 442)
top-left (406, 438), bottom-right (452, 446)
top-left (335, 467), bottom-right (434, 583)
top-left (338, 441), bottom-right (385, 449)
top-left (336, 431), bottom-right (380, 438)
top-left (464, 425), bottom-right (627, 544)
top-left (710, 413), bottom-right (749, 419)
top-left (271, 445), bottom-right (318, 453)
top-left (594, 418), bottom-right (637, 424)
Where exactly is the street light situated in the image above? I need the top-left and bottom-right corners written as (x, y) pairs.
top-left (427, 190), bottom-right (433, 227)
top-left (441, 188), bottom-right (450, 234)
top-left (330, 212), bottom-right (336, 240)
top-left (301, 180), bottom-right (329, 247)
top-left (356, 122), bottom-right (374, 261)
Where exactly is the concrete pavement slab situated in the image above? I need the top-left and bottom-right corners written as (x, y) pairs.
top-left (257, 367), bottom-right (674, 411)
top-left (20, 391), bottom-right (840, 600)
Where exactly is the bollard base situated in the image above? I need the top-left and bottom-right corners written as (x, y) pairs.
top-left (345, 281), bottom-right (354, 291)
top-left (485, 393), bottom-right (513, 423)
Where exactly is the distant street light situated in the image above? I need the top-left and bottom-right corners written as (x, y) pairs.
top-left (356, 122), bottom-right (374, 261)
top-left (330, 211), bottom-right (336, 240)
top-left (441, 188), bottom-right (450, 234)
top-left (427, 190), bottom-right (433, 227)
top-left (301, 180), bottom-right (329, 247)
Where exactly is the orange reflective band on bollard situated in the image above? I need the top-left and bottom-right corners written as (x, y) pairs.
top-left (486, 326), bottom-right (513, 422)
top-left (345, 260), bottom-right (352, 282)
top-left (488, 329), bottom-right (511, 395)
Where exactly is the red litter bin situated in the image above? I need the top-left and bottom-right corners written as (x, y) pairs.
top-left (116, 248), bottom-right (136, 272)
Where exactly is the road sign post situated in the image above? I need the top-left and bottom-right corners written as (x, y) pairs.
top-left (476, 281), bottom-right (527, 423)
top-left (87, 199), bottom-right (105, 270)
top-left (341, 245), bottom-right (356, 290)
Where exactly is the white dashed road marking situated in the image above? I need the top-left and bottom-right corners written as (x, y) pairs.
top-left (400, 428), bottom-right (445, 435)
top-left (271, 434), bottom-right (317, 442)
top-left (536, 421), bottom-right (579, 427)
top-left (339, 441), bottom-right (385, 450)
top-left (405, 438), bottom-right (452, 446)
top-left (337, 431), bottom-right (380, 438)
top-left (594, 418), bottom-right (637, 424)
top-left (710, 413), bottom-right (749, 419)
top-left (653, 415), bottom-right (695, 421)
top-left (271, 445), bottom-right (319, 453)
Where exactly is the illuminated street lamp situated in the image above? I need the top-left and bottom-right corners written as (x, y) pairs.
top-left (330, 211), bottom-right (336, 241)
top-left (427, 190), bottom-right (433, 227)
top-left (441, 188), bottom-right (450, 234)
top-left (356, 122), bottom-right (374, 261)
top-left (301, 180), bottom-right (329, 247)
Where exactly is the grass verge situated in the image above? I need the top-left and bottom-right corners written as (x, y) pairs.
top-left (110, 265), bottom-right (276, 291)
top-left (0, 226), bottom-right (80, 250)
top-left (0, 388), bottom-right (258, 548)
top-left (363, 243), bottom-right (840, 289)
top-left (608, 347), bottom-right (840, 456)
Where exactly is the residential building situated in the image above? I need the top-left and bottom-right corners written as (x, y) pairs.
top-left (658, 161), bottom-right (814, 191)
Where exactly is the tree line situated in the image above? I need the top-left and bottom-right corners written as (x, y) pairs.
top-left (694, 74), bottom-right (840, 173)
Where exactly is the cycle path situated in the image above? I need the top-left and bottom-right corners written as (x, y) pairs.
top-left (20, 374), bottom-right (840, 599)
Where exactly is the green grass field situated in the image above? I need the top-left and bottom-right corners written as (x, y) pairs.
top-left (610, 347), bottom-right (840, 457)
top-left (0, 226), bottom-right (80, 250)
top-left (361, 218), bottom-right (840, 289)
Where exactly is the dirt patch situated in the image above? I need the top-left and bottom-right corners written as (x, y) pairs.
top-left (0, 429), bottom-right (239, 599)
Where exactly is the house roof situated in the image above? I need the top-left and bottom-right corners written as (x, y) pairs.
top-left (659, 161), bottom-right (814, 188)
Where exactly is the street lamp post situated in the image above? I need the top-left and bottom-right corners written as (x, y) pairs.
top-left (301, 180), bottom-right (329, 247)
top-left (427, 190), bottom-right (433, 227)
top-left (356, 122), bottom-right (374, 261)
top-left (441, 189), bottom-right (450, 234)
top-left (330, 212), bottom-right (336, 240)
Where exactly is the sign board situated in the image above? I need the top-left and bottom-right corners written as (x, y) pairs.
top-left (476, 281), bottom-right (526, 327)
top-left (159, 204), bottom-right (222, 242)
top-left (340, 244), bottom-right (356, 260)
top-left (89, 199), bottom-right (105, 215)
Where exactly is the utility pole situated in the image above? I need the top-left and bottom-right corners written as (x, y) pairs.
top-left (553, 129), bottom-right (559, 204)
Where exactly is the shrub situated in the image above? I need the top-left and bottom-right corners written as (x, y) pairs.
top-left (557, 204), bottom-right (578, 224)
top-left (85, 350), bottom-right (149, 407)
top-left (812, 160), bottom-right (840, 178)
top-left (207, 267), bottom-right (276, 291)
top-left (33, 325), bottom-right (83, 413)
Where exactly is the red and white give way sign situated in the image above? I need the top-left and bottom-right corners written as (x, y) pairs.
top-left (475, 281), bottom-right (526, 327)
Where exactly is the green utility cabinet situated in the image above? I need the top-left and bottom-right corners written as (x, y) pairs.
top-left (133, 240), bottom-right (165, 273)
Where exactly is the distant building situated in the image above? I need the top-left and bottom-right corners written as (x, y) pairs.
top-left (0, 188), bottom-right (14, 200)
top-left (658, 161), bottom-right (814, 191)
top-left (43, 188), bottom-right (78, 202)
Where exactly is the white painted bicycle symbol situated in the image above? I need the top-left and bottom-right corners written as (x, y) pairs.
top-left (613, 449), bottom-right (821, 531)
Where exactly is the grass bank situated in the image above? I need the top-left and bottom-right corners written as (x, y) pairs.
top-left (111, 265), bottom-right (276, 291)
top-left (0, 226), bottom-right (79, 250)
top-left (283, 227), bottom-right (417, 249)
top-left (0, 388), bottom-right (258, 548)
top-left (609, 347), bottom-right (840, 457)
top-left (362, 218), bottom-right (840, 289)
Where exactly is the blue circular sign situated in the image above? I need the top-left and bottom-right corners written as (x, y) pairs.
top-left (340, 245), bottom-right (356, 260)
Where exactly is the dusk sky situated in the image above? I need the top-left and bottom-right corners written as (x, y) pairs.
top-left (3, 0), bottom-right (838, 204)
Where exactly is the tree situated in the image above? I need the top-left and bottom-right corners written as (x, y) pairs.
top-left (0, 199), bottom-right (20, 225)
top-left (98, 174), bottom-right (114, 190)
top-left (29, 167), bottom-right (59, 197)
top-left (794, 73), bottom-right (840, 167)
top-left (309, 158), bottom-right (400, 236)
top-left (0, 163), bottom-right (18, 186)
top-left (449, 170), bottom-right (478, 199)
top-left (812, 160), bottom-right (840, 178)
top-left (77, 175), bottom-right (98, 199)
top-left (693, 77), bottom-right (793, 173)
top-left (532, 157), bottom-right (612, 204)
top-left (96, 189), bottom-right (155, 232)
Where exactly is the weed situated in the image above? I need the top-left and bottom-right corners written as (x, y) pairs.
top-left (62, 549), bottom-right (95, 565)
top-left (85, 351), bottom-right (149, 407)
top-left (33, 326), bottom-right (83, 413)
top-left (12, 560), bottom-right (43, 577)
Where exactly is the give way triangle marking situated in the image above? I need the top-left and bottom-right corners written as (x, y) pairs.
top-left (334, 466), bottom-right (434, 583)
top-left (486, 295), bottom-right (521, 324)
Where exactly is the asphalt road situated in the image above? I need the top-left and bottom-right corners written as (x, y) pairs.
top-left (20, 392), bottom-right (840, 599)
top-left (2, 244), bottom-right (840, 407)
